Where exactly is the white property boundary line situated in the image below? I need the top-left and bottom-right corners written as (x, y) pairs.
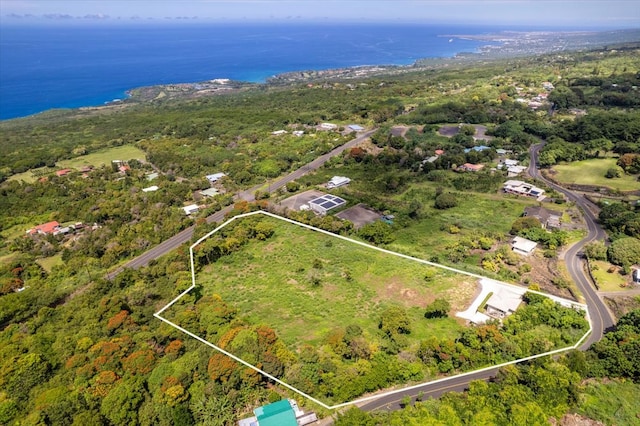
top-left (154, 210), bottom-right (592, 410)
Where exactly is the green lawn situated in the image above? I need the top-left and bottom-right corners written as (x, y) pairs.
top-left (591, 260), bottom-right (632, 291)
top-left (552, 158), bottom-right (640, 191)
top-left (195, 216), bottom-right (474, 350)
top-left (8, 145), bottom-right (147, 183)
top-left (56, 145), bottom-right (146, 169)
top-left (36, 254), bottom-right (64, 273)
top-left (390, 189), bottom-right (537, 261)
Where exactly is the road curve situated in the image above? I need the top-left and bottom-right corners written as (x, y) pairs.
top-left (529, 142), bottom-right (615, 349)
top-left (106, 129), bottom-right (377, 279)
top-left (358, 142), bottom-right (616, 413)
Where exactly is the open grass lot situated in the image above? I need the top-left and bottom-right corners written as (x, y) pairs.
top-left (391, 189), bottom-right (537, 260)
top-left (591, 260), bottom-right (633, 291)
top-left (56, 144), bottom-right (146, 169)
top-left (8, 145), bottom-right (147, 183)
top-left (196, 216), bottom-right (475, 349)
top-left (36, 254), bottom-right (64, 273)
top-left (552, 158), bottom-right (640, 191)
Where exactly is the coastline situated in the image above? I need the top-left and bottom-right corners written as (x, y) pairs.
top-left (3, 28), bottom-right (640, 121)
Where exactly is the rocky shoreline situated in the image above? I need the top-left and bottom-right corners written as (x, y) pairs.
top-left (106, 28), bottom-right (640, 105)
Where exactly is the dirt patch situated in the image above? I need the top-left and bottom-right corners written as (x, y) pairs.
top-left (444, 280), bottom-right (478, 312)
top-left (277, 189), bottom-right (326, 212)
top-left (336, 204), bottom-right (381, 229)
top-left (604, 295), bottom-right (640, 321)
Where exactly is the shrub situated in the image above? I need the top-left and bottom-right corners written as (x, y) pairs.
top-left (434, 193), bottom-right (457, 209)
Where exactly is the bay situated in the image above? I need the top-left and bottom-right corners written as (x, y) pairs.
top-left (0, 23), bottom-right (496, 120)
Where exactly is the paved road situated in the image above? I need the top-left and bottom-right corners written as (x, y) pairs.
top-left (106, 129), bottom-right (377, 279)
top-left (357, 141), bottom-right (616, 413)
top-left (528, 142), bottom-right (614, 349)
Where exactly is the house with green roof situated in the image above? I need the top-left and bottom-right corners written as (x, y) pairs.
top-left (238, 399), bottom-right (317, 426)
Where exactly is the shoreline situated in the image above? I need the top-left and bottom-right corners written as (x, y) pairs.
top-left (3, 28), bottom-right (640, 122)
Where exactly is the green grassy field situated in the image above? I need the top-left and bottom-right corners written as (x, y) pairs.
top-left (8, 145), bottom-right (146, 183)
top-left (591, 260), bottom-right (632, 291)
top-left (390, 189), bottom-right (537, 260)
top-left (196, 216), bottom-right (475, 349)
top-left (36, 255), bottom-right (64, 273)
top-left (552, 158), bottom-right (640, 191)
top-left (57, 145), bottom-right (146, 169)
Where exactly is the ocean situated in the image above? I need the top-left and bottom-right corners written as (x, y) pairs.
top-left (0, 23), bottom-right (500, 120)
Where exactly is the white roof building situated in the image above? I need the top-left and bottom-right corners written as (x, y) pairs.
top-left (327, 176), bottom-right (351, 189)
top-left (199, 188), bottom-right (219, 198)
top-left (271, 130), bottom-right (287, 135)
top-left (319, 122), bottom-right (338, 130)
top-left (503, 180), bottom-right (545, 200)
top-left (142, 185), bottom-right (159, 192)
top-left (206, 173), bottom-right (226, 183)
top-left (511, 236), bottom-right (538, 256)
top-left (486, 287), bottom-right (523, 318)
top-left (183, 204), bottom-right (200, 215)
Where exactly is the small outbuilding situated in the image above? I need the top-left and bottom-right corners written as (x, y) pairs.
top-left (199, 188), bottom-right (219, 198)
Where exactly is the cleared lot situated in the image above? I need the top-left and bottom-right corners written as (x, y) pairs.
top-left (336, 203), bottom-right (381, 229)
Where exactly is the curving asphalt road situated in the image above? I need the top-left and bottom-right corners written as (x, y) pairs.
top-left (106, 129), bottom-right (377, 279)
top-left (528, 142), bottom-right (614, 349)
top-left (357, 141), bottom-right (615, 413)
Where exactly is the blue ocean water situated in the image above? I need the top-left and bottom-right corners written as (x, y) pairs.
top-left (0, 23), bottom-right (499, 120)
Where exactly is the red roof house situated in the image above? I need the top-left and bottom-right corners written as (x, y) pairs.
top-left (28, 221), bottom-right (60, 235)
top-left (460, 163), bottom-right (485, 172)
top-left (56, 169), bottom-right (72, 177)
top-left (435, 149), bottom-right (445, 155)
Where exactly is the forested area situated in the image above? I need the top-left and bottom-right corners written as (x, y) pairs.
top-left (1, 45), bottom-right (639, 424)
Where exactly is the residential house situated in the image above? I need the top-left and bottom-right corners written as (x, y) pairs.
top-left (206, 172), bottom-right (226, 184)
top-left (524, 206), bottom-right (562, 229)
top-left (326, 176), bottom-right (351, 189)
top-left (238, 399), bottom-right (316, 426)
top-left (464, 145), bottom-right (491, 153)
top-left (319, 122), bottom-right (338, 131)
top-left (27, 221), bottom-right (61, 236)
top-left (56, 169), bottom-right (72, 177)
top-left (142, 185), bottom-right (159, 192)
top-left (459, 163), bottom-right (485, 172)
top-left (182, 204), bottom-right (200, 215)
top-left (503, 180), bottom-right (545, 200)
top-left (271, 130), bottom-right (287, 135)
top-left (511, 236), bottom-right (537, 256)
top-left (199, 188), bottom-right (219, 198)
top-left (292, 130), bottom-right (304, 137)
top-left (435, 149), bottom-right (445, 156)
top-left (348, 124), bottom-right (364, 131)
top-left (486, 287), bottom-right (523, 319)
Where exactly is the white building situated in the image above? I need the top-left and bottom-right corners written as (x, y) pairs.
top-left (327, 176), bottom-right (351, 189)
top-left (511, 236), bottom-right (537, 256)
top-left (142, 185), bottom-right (159, 192)
top-left (183, 204), bottom-right (200, 215)
top-left (319, 122), bottom-right (338, 130)
top-left (486, 287), bottom-right (523, 318)
top-left (206, 172), bottom-right (226, 184)
top-left (503, 180), bottom-right (545, 200)
top-left (309, 194), bottom-right (346, 215)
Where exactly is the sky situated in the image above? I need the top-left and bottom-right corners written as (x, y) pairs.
top-left (1, 0), bottom-right (639, 28)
